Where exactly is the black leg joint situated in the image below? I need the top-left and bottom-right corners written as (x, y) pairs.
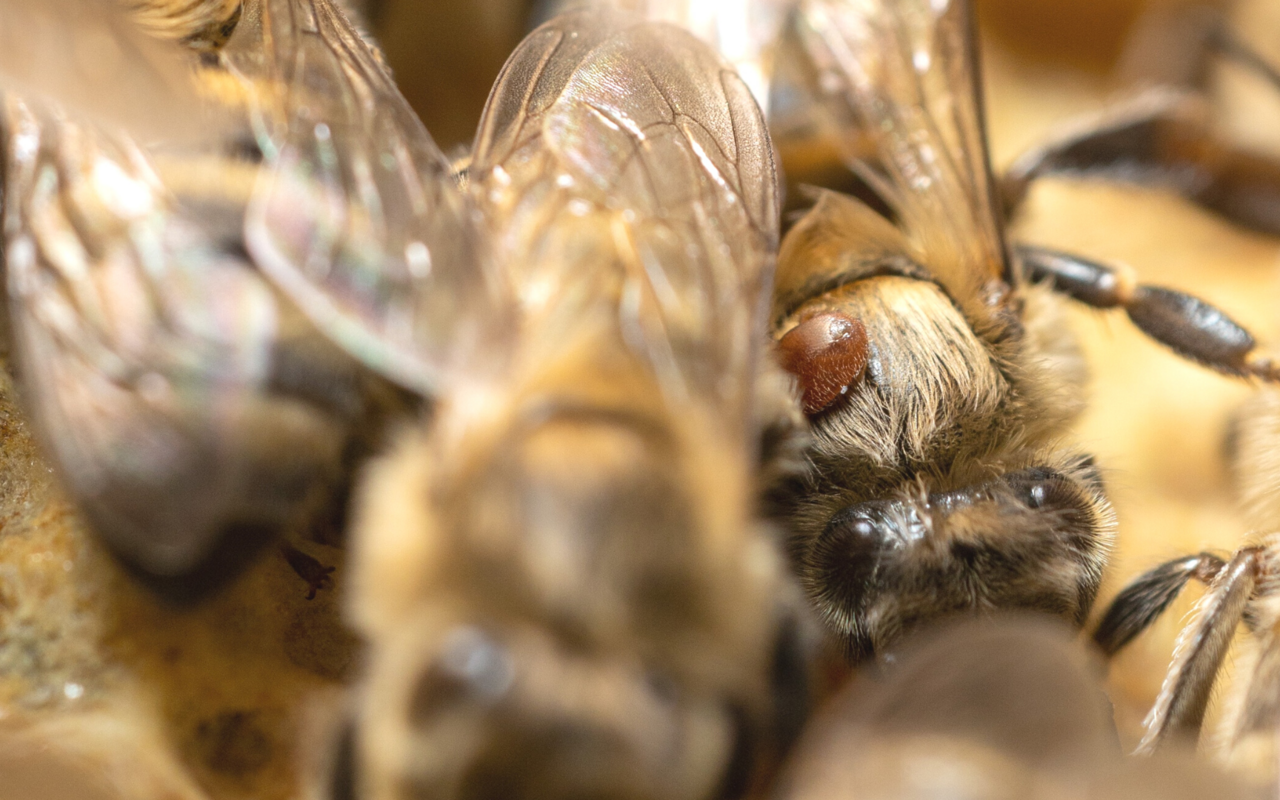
top-left (1017, 245), bottom-right (1127, 308)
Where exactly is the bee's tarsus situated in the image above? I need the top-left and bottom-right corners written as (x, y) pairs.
top-left (1126, 286), bottom-right (1260, 377)
top-left (1002, 86), bottom-right (1280, 237)
top-left (1134, 547), bottom-right (1262, 755)
top-left (1092, 552), bottom-right (1224, 657)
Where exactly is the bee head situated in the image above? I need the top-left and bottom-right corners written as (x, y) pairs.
top-left (356, 618), bottom-right (744, 800)
top-left (803, 460), bottom-right (1113, 660)
top-left (348, 404), bottom-right (777, 800)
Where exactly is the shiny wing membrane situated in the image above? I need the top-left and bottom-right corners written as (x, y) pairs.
top-left (789, 0), bottom-right (1011, 319)
top-left (471, 8), bottom-right (779, 424)
top-left (0, 2), bottom-right (382, 588)
top-left (536, 0), bottom-right (791, 115)
top-left (237, 0), bottom-right (498, 397)
top-left (0, 97), bottom-right (327, 581)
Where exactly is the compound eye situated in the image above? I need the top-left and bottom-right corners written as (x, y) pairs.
top-left (777, 312), bottom-right (869, 415)
top-left (1002, 467), bottom-right (1082, 516)
top-left (808, 500), bottom-right (912, 614)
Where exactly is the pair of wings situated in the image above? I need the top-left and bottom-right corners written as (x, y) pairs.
top-left (776, 0), bottom-right (1013, 320)
top-left (519, 0), bottom-right (1007, 385)
top-left (1, 0), bottom-right (778, 576)
top-left (3, 0), bottom-right (470, 578)
top-left (237, 0), bottom-right (779, 413)
top-left (470, 8), bottom-right (778, 420)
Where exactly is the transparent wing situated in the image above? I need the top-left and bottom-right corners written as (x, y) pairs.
top-left (537, 0), bottom-right (791, 114)
top-left (471, 8), bottom-right (779, 422)
top-left (0, 99), bottom-right (338, 581)
top-left (237, 0), bottom-right (499, 397)
top-left (789, 0), bottom-right (1011, 315)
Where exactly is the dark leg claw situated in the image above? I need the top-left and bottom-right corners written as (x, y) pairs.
top-left (282, 543), bottom-right (335, 600)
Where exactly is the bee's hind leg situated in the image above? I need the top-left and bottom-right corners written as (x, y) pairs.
top-left (999, 8), bottom-right (1280, 236)
top-left (1017, 246), bottom-right (1280, 381)
top-left (1000, 88), bottom-right (1280, 237)
top-left (1131, 547), bottom-right (1261, 755)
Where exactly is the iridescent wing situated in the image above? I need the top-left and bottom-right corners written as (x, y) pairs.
top-left (0, 97), bottom-right (336, 587)
top-left (536, 0), bottom-right (791, 114)
top-left (0, 3), bottom-right (383, 592)
top-left (470, 8), bottom-right (779, 424)
top-left (787, 0), bottom-right (1011, 322)
top-left (237, 0), bottom-right (499, 397)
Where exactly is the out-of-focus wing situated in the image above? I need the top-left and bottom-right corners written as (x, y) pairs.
top-left (788, 0), bottom-right (1011, 320)
top-left (237, 0), bottom-right (499, 397)
top-left (1, 99), bottom-right (344, 585)
top-left (536, 0), bottom-right (791, 114)
top-left (471, 8), bottom-right (778, 424)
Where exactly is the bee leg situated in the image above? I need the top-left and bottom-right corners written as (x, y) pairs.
top-left (1017, 245), bottom-right (1280, 382)
top-left (1115, 5), bottom-right (1224, 90)
top-left (1206, 19), bottom-right (1280, 93)
top-left (999, 89), bottom-right (1280, 237)
top-left (1228, 628), bottom-right (1280, 744)
top-left (1134, 546), bottom-right (1261, 755)
top-left (323, 714), bottom-right (359, 800)
top-left (1093, 552), bottom-right (1226, 656)
top-left (281, 543), bottom-right (335, 600)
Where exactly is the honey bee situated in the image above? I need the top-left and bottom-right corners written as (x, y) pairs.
top-left (299, 8), bottom-right (797, 800)
top-left (1092, 387), bottom-right (1280, 765)
top-left (775, 615), bottom-right (1258, 800)
top-left (761, 0), bottom-right (1280, 663)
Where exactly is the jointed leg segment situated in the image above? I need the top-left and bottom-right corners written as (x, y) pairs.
top-left (1094, 547), bottom-right (1262, 754)
top-left (1019, 246), bottom-right (1279, 381)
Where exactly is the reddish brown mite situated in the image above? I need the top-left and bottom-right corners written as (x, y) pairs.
top-left (777, 312), bottom-right (869, 415)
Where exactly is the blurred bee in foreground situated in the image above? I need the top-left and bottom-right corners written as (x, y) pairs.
top-left (1094, 386), bottom-right (1280, 765)
top-left (775, 615), bottom-right (1256, 800)
top-left (319, 8), bottom-right (799, 800)
top-left (755, 0), bottom-right (1280, 663)
top-left (5, 0), bottom-right (802, 797)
